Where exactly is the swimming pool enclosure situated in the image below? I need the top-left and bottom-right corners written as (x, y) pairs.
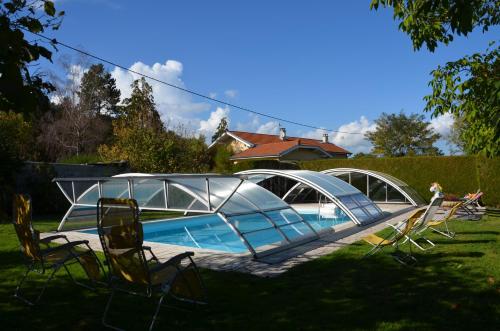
top-left (53, 170), bottom-right (387, 258)
top-left (321, 168), bottom-right (426, 206)
top-left (54, 174), bottom-right (322, 258)
top-left (237, 169), bottom-right (385, 225)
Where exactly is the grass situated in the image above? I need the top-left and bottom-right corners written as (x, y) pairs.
top-left (0, 214), bottom-right (499, 330)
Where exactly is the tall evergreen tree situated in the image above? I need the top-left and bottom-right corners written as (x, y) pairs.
top-left (78, 63), bottom-right (121, 116)
top-left (121, 77), bottom-right (163, 132)
top-left (211, 117), bottom-right (228, 142)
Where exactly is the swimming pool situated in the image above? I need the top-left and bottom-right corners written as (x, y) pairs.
top-left (83, 211), bottom-right (350, 253)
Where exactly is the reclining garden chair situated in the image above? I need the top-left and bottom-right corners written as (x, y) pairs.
top-left (97, 198), bottom-right (207, 331)
top-left (421, 201), bottom-right (464, 239)
top-left (12, 194), bottom-right (103, 306)
top-left (362, 208), bottom-right (425, 265)
top-left (459, 191), bottom-right (483, 216)
top-left (393, 197), bottom-right (444, 251)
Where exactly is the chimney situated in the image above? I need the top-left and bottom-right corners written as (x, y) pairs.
top-left (279, 127), bottom-right (287, 140)
top-left (322, 133), bottom-right (329, 143)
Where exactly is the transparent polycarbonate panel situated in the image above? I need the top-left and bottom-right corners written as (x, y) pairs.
top-left (351, 193), bottom-right (372, 207)
top-left (62, 205), bottom-right (97, 230)
top-left (101, 180), bottom-right (129, 199)
top-left (220, 192), bottom-right (255, 214)
top-left (338, 196), bottom-right (359, 209)
top-left (244, 174), bottom-right (274, 185)
top-left (400, 186), bottom-right (426, 205)
top-left (284, 185), bottom-right (319, 204)
top-left (370, 170), bottom-right (408, 186)
top-left (330, 171), bottom-right (350, 183)
top-left (167, 184), bottom-right (206, 210)
top-left (206, 177), bottom-right (242, 208)
top-left (364, 204), bottom-right (384, 217)
top-left (266, 208), bottom-right (303, 226)
top-left (169, 178), bottom-right (208, 204)
top-left (280, 222), bottom-right (315, 240)
top-left (387, 185), bottom-right (406, 202)
top-left (289, 170), bottom-right (359, 196)
top-left (227, 213), bottom-right (273, 234)
top-left (58, 181), bottom-right (75, 202)
top-left (350, 207), bottom-right (371, 222)
top-left (326, 169), bottom-right (425, 206)
top-left (235, 181), bottom-right (288, 211)
top-left (242, 229), bottom-right (286, 254)
top-left (133, 179), bottom-right (165, 208)
top-left (350, 172), bottom-right (368, 196)
top-left (143, 190), bottom-right (166, 208)
top-left (368, 176), bottom-right (386, 201)
top-left (76, 183), bottom-right (99, 205)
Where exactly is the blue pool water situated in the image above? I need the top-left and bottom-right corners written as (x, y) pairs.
top-left (83, 211), bottom-right (349, 253)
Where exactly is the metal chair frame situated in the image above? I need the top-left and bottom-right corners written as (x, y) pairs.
top-left (12, 194), bottom-right (104, 306)
top-left (96, 198), bottom-right (207, 331)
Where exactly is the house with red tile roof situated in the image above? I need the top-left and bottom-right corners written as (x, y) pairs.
top-left (209, 128), bottom-right (351, 162)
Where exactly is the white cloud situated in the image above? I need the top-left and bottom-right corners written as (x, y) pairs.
top-left (111, 60), bottom-right (209, 125)
top-left (224, 89), bottom-right (238, 98)
top-left (302, 116), bottom-right (376, 154)
top-left (256, 121), bottom-right (280, 134)
top-left (429, 113), bottom-right (454, 137)
top-left (235, 114), bottom-right (279, 134)
top-left (330, 116), bottom-right (376, 154)
top-left (198, 106), bottom-right (230, 139)
top-left (209, 92), bottom-right (217, 99)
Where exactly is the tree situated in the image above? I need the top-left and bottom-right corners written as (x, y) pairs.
top-left (37, 99), bottom-right (109, 160)
top-left (121, 77), bottom-right (163, 132)
top-left (0, 111), bottom-right (33, 220)
top-left (78, 63), bottom-right (121, 116)
top-left (351, 152), bottom-right (376, 159)
top-left (445, 115), bottom-right (467, 155)
top-left (365, 112), bottom-right (441, 156)
top-left (0, 0), bottom-right (64, 115)
top-left (36, 60), bottom-right (111, 160)
top-left (211, 117), bottom-right (228, 142)
top-left (424, 45), bottom-right (499, 156)
top-left (370, 0), bottom-right (499, 52)
top-left (371, 0), bottom-right (500, 156)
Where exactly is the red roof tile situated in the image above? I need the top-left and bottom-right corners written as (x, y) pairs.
top-left (231, 140), bottom-right (300, 159)
top-left (229, 131), bottom-right (351, 154)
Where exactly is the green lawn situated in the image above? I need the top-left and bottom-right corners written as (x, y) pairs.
top-left (1, 214), bottom-right (499, 330)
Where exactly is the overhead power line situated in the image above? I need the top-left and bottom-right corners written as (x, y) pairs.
top-left (23, 28), bottom-right (364, 135)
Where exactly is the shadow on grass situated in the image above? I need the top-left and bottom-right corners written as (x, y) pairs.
top-left (455, 231), bottom-right (500, 235)
top-left (430, 239), bottom-right (496, 245)
top-left (1, 216), bottom-right (499, 330)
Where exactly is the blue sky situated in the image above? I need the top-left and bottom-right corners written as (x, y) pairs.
top-left (38, 0), bottom-right (498, 153)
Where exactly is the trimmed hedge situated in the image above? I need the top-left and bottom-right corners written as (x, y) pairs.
top-left (299, 156), bottom-right (500, 207)
top-left (233, 160), bottom-right (299, 172)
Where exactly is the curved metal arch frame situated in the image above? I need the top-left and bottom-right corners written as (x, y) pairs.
top-left (54, 174), bottom-right (319, 259)
top-left (53, 175), bottom-right (245, 231)
top-left (236, 169), bottom-right (364, 226)
top-left (321, 168), bottom-right (423, 207)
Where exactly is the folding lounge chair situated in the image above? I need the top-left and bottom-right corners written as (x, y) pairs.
top-left (459, 191), bottom-right (483, 216)
top-left (395, 197), bottom-right (444, 251)
top-left (97, 198), bottom-right (207, 331)
top-left (423, 201), bottom-right (464, 238)
top-left (12, 194), bottom-right (103, 306)
top-left (362, 208), bottom-right (425, 265)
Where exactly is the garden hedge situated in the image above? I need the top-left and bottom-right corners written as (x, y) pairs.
top-left (298, 156), bottom-right (500, 207)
